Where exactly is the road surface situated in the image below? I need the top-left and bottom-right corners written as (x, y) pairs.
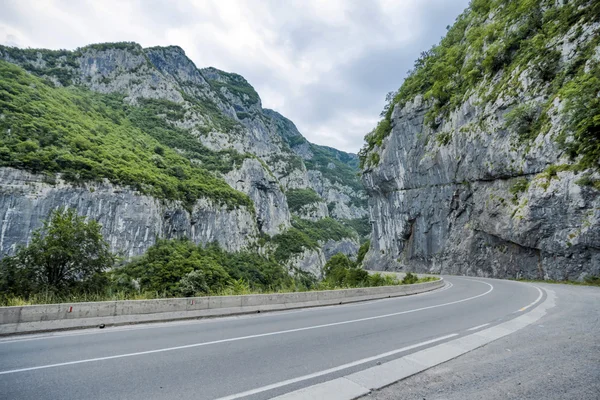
top-left (0, 277), bottom-right (544, 399)
top-left (362, 282), bottom-right (600, 400)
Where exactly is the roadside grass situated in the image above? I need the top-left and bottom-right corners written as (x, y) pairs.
top-left (0, 274), bottom-right (440, 307)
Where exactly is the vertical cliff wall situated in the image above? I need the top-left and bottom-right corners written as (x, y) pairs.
top-left (361, 0), bottom-right (600, 280)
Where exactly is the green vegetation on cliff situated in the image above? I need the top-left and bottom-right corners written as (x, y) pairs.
top-left (0, 61), bottom-right (251, 209)
top-left (360, 0), bottom-right (600, 171)
top-left (201, 67), bottom-right (261, 107)
top-left (286, 188), bottom-right (323, 212)
top-left (272, 217), bottom-right (357, 262)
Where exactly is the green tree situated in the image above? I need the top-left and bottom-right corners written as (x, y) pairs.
top-left (0, 208), bottom-right (114, 295)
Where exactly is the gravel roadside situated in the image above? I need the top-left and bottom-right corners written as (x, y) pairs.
top-left (361, 283), bottom-right (600, 400)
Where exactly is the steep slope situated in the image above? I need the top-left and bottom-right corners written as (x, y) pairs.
top-left (360, 0), bottom-right (600, 280)
top-left (0, 43), bottom-right (367, 275)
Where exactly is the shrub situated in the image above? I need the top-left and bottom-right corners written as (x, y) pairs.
top-left (402, 272), bottom-right (418, 285)
top-left (356, 240), bottom-right (370, 266)
top-left (435, 132), bottom-right (452, 146)
top-left (322, 253), bottom-right (369, 287)
top-left (179, 270), bottom-right (209, 297)
top-left (504, 104), bottom-right (539, 139)
top-left (113, 239), bottom-right (293, 296)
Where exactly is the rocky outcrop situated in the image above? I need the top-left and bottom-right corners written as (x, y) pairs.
top-left (362, 2), bottom-right (600, 281)
top-left (295, 201), bottom-right (329, 221)
top-left (307, 170), bottom-right (368, 220)
top-left (323, 238), bottom-right (360, 261)
top-left (286, 248), bottom-right (326, 277)
top-left (225, 158), bottom-right (290, 235)
top-left (0, 168), bottom-right (257, 258)
top-left (265, 109), bottom-right (368, 219)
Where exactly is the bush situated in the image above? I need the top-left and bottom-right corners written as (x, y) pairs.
top-left (113, 238), bottom-right (294, 296)
top-left (504, 104), bottom-right (539, 139)
top-left (402, 272), bottom-right (418, 285)
top-left (179, 270), bottom-right (209, 297)
top-left (322, 253), bottom-right (368, 287)
top-left (356, 240), bottom-right (370, 266)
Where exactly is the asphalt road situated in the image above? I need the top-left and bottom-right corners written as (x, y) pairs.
top-left (0, 277), bottom-right (542, 400)
top-left (362, 282), bottom-right (600, 400)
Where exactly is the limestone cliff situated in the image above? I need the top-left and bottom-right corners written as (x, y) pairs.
top-left (0, 42), bottom-right (367, 275)
top-left (360, 0), bottom-right (600, 280)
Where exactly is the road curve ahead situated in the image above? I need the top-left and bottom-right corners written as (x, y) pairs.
top-left (0, 277), bottom-right (544, 400)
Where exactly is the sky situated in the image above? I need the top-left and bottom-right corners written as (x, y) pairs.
top-left (0, 0), bottom-right (470, 153)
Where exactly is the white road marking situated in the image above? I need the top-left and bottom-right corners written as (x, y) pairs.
top-left (0, 280), bottom-right (492, 375)
top-left (214, 333), bottom-right (459, 400)
top-left (269, 286), bottom-right (557, 400)
top-left (467, 323), bottom-right (490, 331)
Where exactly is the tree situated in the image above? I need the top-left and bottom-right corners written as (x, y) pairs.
top-left (0, 208), bottom-right (114, 295)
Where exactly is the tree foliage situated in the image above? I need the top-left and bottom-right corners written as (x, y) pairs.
top-left (113, 238), bottom-right (295, 297)
top-left (322, 253), bottom-right (369, 287)
top-left (0, 208), bottom-right (114, 298)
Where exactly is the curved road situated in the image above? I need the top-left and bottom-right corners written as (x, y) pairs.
top-left (0, 277), bottom-right (544, 400)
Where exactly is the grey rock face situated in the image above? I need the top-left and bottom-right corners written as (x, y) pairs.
top-left (323, 238), bottom-right (360, 261)
top-left (362, 15), bottom-right (600, 281)
top-left (225, 158), bottom-right (290, 235)
top-left (287, 248), bottom-right (326, 277)
top-left (295, 201), bottom-right (329, 221)
top-left (363, 95), bottom-right (600, 281)
top-left (0, 168), bottom-right (257, 258)
top-left (308, 170), bottom-right (368, 220)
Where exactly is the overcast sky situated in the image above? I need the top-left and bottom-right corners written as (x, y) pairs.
top-left (0, 0), bottom-right (470, 153)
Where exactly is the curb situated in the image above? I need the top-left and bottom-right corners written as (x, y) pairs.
top-left (270, 284), bottom-right (556, 400)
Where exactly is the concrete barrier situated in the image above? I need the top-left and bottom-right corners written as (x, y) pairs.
top-left (0, 279), bottom-right (444, 335)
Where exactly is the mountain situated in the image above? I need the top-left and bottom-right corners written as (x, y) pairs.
top-left (0, 42), bottom-right (368, 276)
top-left (359, 0), bottom-right (599, 280)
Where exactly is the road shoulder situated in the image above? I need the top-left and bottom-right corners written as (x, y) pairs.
top-left (362, 283), bottom-right (600, 400)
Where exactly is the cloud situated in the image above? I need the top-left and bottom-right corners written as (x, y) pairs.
top-left (0, 0), bottom-right (470, 152)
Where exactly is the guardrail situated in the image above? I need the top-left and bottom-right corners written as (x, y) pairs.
top-left (0, 278), bottom-right (444, 335)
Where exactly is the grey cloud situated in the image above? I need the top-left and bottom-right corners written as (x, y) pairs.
top-left (0, 0), bottom-right (471, 152)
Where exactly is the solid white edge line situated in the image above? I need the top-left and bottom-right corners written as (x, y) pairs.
top-left (0, 280), bottom-right (491, 375)
top-left (271, 284), bottom-right (555, 400)
top-left (213, 333), bottom-right (459, 400)
top-left (466, 323), bottom-right (490, 331)
top-left (0, 280), bottom-right (452, 345)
